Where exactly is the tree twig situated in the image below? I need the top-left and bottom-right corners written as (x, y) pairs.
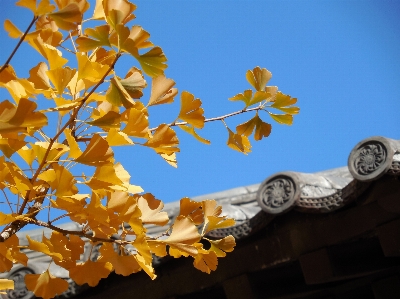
top-left (150, 106), bottom-right (262, 132)
top-left (0, 16), bottom-right (38, 74)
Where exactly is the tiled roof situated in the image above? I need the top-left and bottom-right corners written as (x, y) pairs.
top-left (2, 136), bottom-right (400, 299)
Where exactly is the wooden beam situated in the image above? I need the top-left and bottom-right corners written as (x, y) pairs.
top-left (299, 248), bottom-right (334, 284)
top-left (378, 219), bottom-right (400, 257)
top-left (223, 274), bottom-right (256, 299)
top-left (372, 276), bottom-right (400, 299)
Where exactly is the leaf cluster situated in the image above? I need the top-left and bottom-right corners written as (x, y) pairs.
top-left (0, 0), bottom-right (299, 298)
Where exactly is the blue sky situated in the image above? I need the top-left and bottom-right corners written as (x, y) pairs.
top-left (1, 1), bottom-right (399, 208)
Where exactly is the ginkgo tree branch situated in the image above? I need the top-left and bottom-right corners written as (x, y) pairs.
top-left (151, 106), bottom-right (264, 131)
top-left (24, 218), bottom-right (130, 245)
top-left (29, 52), bottom-right (121, 187)
top-left (0, 15), bottom-right (38, 74)
top-left (0, 54), bottom-right (122, 242)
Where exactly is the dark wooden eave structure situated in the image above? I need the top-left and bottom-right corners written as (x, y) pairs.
top-left (3, 136), bottom-right (400, 299)
top-left (72, 136), bottom-right (400, 299)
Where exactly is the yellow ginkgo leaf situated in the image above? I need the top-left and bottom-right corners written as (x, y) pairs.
top-left (147, 240), bottom-right (168, 257)
top-left (31, 142), bottom-right (69, 164)
top-left (229, 89), bottom-right (252, 105)
top-left (160, 153), bottom-right (177, 168)
top-left (138, 193), bottom-right (169, 226)
top-left (229, 89), bottom-right (271, 108)
top-left (107, 190), bottom-right (133, 214)
top-left (178, 91), bottom-right (205, 129)
top-left (193, 248), bottom-right (218, 274)
top-left (178, 125), bottom-right (210, 145)
top-left (55, 0), bottom-right (90, 13)
top-left (164, 216), bottom-right (201, 256)
top-left (36, 14), bottom-right (59, 31)
top-left (64, 128), bottom-right (82, 159)
top-left (236, 113), bottom-right (271, 141)
top-left (66, 73), bottom-right (85, 97)
top-left (38, 164), bottom-right (78, 197)
top-left (254, 119), bottom-right (272, 140)
top-left (168, 246), bottom-right (190, 258)
top-left (0, 255), bottom-right (13, 273)
top-left (43, 44), bottom-right (67, 70)
top-left (0, 79), bottom-right (37, 103)
top-left (4, 20), bottom-right (22, 38)
top-left (178, 197), bottom-right (203, 225)
top-left (6, 161), bottom-right (33, 195)
top-left (46, 67), bottom-right (76, 95)
top-left (119, 67), bottom-right (147, 99)
top-left (17, 145), bottom-right (35, 166)
top-left (87, 111), bottom-right (121, 128)
top-left (271, 92), bottom-right (297, 107)
top-left (135, 254), bottom-right (156, 280)
top-left (15, 0), bottom-right (36, 13)
top-left (203, 216), bottom-right (236, 235)
top-left (201, 199), bottom-right (221, 231)
top-left (51, 195), bottom-right (86, 217)
top-left (69, 260), bottom-right (113, 287)
top-left (0, 133), bottom-right (27, 158)
top-left (92, 0), bottom-right (105, 20)
top-left (122, 25), bottom-right (153, 51)
top-left (99, 243), bottom-right (141, 276)
top-left (135, 47), bottom-right (168, 78)
top-left (76, 24), bottom-right (111, 52)
top-left (268, 112), bottom-right (293, 125)
top-left (28, 62), bottom-right (51, 90)
top-left (147, 74), bottom-right (176, 106)
top-left (76, 53), bottom-right (109, 81)
top-left (206, 235), bottom-right (236, 257)
top-left (48, 3), bottom-right (83, 31)
top-left (89, 162), bottom-right (137, 193)
top-left (43, 233), bottom-right (72, 269)
top-left (226, 127), bottom-right (251, 154)
top-left (106, 129), bottom-right (134, 146)
top-left (201, 200), bottom-right (222, 217)
top-left (0, 98), bottom-right (47, 133)
top-left (16, 0), bottom-right (55, 15)
top-left (37, 27), bottom-right (63, 48)
top-left (50, 232), bottom-right (71, 255)
top-left (246, 66), bottom-right (272, 91)
top-left (132, 233), bottom-right (153, 264)
top-left (143, 124), bottom-right (179, 155)
top-left (0, 212), bottom-right (15, 226)
top-left (67, 234), bottom-right (85, 261)
top-left (0, 234), bottom-right (28, 272)
top-left (0, 65), bottom-right (17, 84)
top-left (270, 92), bottom-right (300, 114)
top-left (86, 163), bottom-right (123, 191)
top-left (122, 108), bottom-right (149, 139)
top-left (25, 270), bottom-right (68, 299)
top-left (26, 235), bottom-right (63, 262)
top-left (75, 134), bottom-right (114, 166)
top-left (106, 77), bottom-right (135, 108)
top-left (0, 279), bottom-right (14, 293)
top-left (103, 0), bottom-right (136, 29)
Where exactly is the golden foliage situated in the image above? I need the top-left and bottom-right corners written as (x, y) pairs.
top-left (0, 279), bottom-right (14, 294)
top-left (25, 270), bottom-right (69, 299)
top-left (0, 1), bottom-right (299, 298)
